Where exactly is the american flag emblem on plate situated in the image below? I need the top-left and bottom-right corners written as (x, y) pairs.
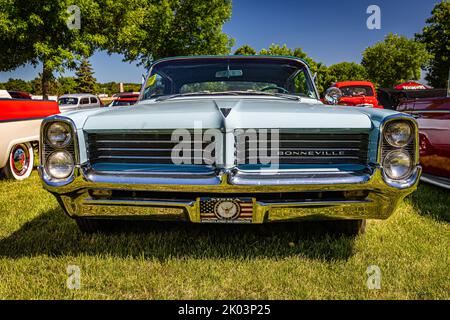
top-left (199, 198), bottom-right (254, 223)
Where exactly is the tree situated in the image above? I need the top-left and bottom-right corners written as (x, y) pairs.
top-left (57, 77), bottom-right (77, 95)
top-left (29, 74), bottom-right (58, 96)
top-left (0, 0), bottom-right (108, 99)
top-left (416, 2), bottom-right (450, 88)
top-left (75, 58), bottom-right (97, 94)
top-left (0, 1), bottom-right (235, 97)
top-left (104, 0), bottom-right (234, 67)
top-left (234, 45), bottom-right (256, 55)
top-left (258, 44), bottom-right (331, 94)
top-left (3, 78), bottom-right (32, 93)
top-left (362, 33), bottom-right (430, 88)
top-left (325, 62), bottom-right (368, 89)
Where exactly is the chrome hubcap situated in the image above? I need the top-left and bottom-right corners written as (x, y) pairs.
top-left (11, 144), bottom-right (30, 176)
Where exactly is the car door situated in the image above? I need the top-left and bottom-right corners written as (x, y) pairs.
top-left (90, 97), bottom-right (100, 108)
top-left (78, 97), bottom-right (91, 110)
top-left (413, 98), bottom-right (450, 179)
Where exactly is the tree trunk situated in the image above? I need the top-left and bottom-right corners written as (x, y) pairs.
top-left (42, 60), bottom-right (52, 100)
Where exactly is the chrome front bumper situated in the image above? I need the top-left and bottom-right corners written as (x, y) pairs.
top-left (38, 164), bottom-right (421, 223)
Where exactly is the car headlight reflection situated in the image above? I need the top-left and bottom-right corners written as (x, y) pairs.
top-left (47, 122), bottom-right (72, 148)
top-left (384, 121), bottom-right (413, 147)
top-left (383, 150), bottom-right (413, 180)
top-left (46, 151), bottom-right (74, 179)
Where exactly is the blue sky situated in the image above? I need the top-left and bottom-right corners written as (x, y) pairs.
top-left (0, 0), bottom-right (439, 83)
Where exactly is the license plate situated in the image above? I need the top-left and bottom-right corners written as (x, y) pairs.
top-left (199, 198), bottom-right (254, 223)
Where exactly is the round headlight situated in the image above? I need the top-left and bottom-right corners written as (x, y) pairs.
top-left (47, 122), bottom-right (72, 147)
top-left (383, 150), bottom-right (412, 180)
top-left (324, 87), bottom-right (343, 105)
top-left (46, 151), bottom-right (74, 179)
top-left (384, 121), bottom-right (413, 147)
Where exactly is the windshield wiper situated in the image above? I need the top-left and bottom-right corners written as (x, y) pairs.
top-left (154, 90), bottom-right (303, 102)
top-left (155, 91), bottom-right (214, 102)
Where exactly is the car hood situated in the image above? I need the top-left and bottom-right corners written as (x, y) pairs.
top-left (69, 97), bottom-right (391, 131)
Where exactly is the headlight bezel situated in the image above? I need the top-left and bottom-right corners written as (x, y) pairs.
top-left (40, 117), bottom-right (78, 181)
top-left (379, 116), bottom-right (418, 183)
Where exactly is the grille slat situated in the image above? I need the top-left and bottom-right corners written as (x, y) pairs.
top-left (87, 132), bottom-right (214, 165)
top-left (236, 132), bottom-right (369, 165)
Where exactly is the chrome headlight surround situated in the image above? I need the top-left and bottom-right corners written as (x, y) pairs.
top-left (40, 116), bottom-right (78, 182)
top-left (379, 116), bottom-right (419, 186)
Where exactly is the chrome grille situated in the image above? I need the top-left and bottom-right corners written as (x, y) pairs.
top-left (235, 132), bottom-right (369, 165)
top-left (86, 131), bottom-right (215, 165)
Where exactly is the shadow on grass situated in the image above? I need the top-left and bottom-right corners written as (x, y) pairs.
top-left (408, 183), bottom-right (450, 222)
top-left (0, 208), bottom-right (357, 262)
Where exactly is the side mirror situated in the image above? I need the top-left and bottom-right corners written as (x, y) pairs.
top-left (325, 87), bottom-right (343, 105)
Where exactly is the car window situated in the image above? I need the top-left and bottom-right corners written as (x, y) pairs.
top-left (59, 97), bottom-right (78, 105)
top-left (80, 97), bottom-right (90, 105)
top-left (90, 97), bottom-right (98, 104)
top-left (340, 86), bottom-right (374, 97)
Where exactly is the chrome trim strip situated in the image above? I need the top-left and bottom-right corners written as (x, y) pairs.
top-left (420, 174), bottom-right (450, 190)
top-left (407, 110), bottom-right (450, 114)
top-left (83, 198), bottom-right (196, 207)
top-left (257, 199), bottom-right (373, 208)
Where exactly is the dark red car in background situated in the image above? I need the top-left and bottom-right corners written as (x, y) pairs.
top-left (398, 97), bottom-right (450, 189)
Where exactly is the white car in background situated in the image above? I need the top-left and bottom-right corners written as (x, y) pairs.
top-left (58, 94), bottom-right (103, 112)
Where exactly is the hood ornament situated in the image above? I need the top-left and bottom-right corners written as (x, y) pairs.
top-left (220, 107), bottom-right (232, 118)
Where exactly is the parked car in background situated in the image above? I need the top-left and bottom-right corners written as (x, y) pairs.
top-left (324, 81), bottom-right (383, 108)
top-left (398, 97), bottom-right (450, 189)
top-left (7, 91), bottom-right (32, 99)
top-left (58, 94), bottom-right (103, 112)
top-left (39, 56), bottom-right (420, 234)
top-left (109, 93), bottom-right (139, 107)
top-left (0, 96), bottom-right (59, 180)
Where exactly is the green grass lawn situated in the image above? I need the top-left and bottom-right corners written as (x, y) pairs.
top-left (0, 172), bottom-right (448, 299)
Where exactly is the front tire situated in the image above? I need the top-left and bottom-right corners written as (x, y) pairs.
top-left (75, 218), bottom-right (124, 233)
top-left (1, 142), bottom-right (34, 180)
top-left (329, 219), bottom-right (366, 236)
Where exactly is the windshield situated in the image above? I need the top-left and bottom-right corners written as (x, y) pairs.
top-left (141, 57), bottom-right (318, 100)
top-left (58, 97), bottom-right (78, 105)
top-left (340, 86), bottom-right (374, 97)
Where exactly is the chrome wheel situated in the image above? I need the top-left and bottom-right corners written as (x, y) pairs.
top-left (11, 144), bottom-right (30, 176)
top-left (1, 142), bottom-right (34, 180)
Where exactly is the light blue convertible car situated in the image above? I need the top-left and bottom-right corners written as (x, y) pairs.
top-left (38, 56), bottom-right (421, 234)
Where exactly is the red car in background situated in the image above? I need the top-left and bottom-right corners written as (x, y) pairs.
top-left (109, 93), bottom-right (139, 107)
top-left (398, 97), bottom-right (450, 189)
top-left (0, 93), bottom-right (59, 180)
top-left (328, 81), bottom-right (383, 108)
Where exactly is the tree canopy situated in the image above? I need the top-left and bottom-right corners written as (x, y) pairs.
top-left (416, 1), bottom-right (450, 88)
top-left (104, 0), bottom-right (234, 67)
top-left (0, 0), bottom-right (234, 97)
top-left (0, 0), bottom-right (108, 98)
top-left (234, 45), bottom-right (257, 55)
top-left (325, 62), bottom-right (368, 89)
top-left (362, 33), bottom-right (430, 88)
